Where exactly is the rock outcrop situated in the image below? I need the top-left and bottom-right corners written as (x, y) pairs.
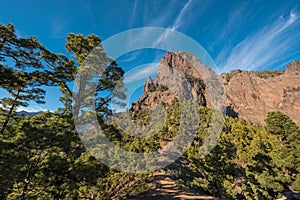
top-left (130, 52), bottom-right (300, 126)
top-left (224, 61), bottom-right (300, 125)
top-left (130, 52), bottom-right (211, 117)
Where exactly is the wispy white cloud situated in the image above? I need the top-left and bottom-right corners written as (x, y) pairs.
top-left (213, 1), bottom-right (255, 47)
top-left (152, 0), bottom-right (194, 46)
top-left (129, 0), bottom-right (138, 28)
top-left (124, 0), bottom-right (201, 54)
top-left (142, 0), bottom-right (177, 27)
top-left (124, 63), bottom-right (159, 83)
top-left (118, 50), bottom-right (141, 63)
top-left (17, 105), bottom-right (48, 113)
top-left (172, 0), bottom-right (193, 30)
top-left (217, 10), bottom-right (300, 72)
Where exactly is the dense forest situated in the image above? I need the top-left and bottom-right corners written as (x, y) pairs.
top-left (1, 23), bottom-right (300, 199)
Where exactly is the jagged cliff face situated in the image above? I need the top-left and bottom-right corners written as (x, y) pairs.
top-left (130, 52), bottom-right (300, 126)
top-left (224, 60), bottom-right (300, 125)
top-left (130, 52), bottom-right (213, 118)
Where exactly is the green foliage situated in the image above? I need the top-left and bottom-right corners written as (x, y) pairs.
top-left (222, 70), bottom-right (283, 85)
top-left (1, 112), bottom-right (148, 199)
top-left (253, 70), bottom-right (284, 79)
top-left (265, 111), bottom-right (300, 144)
top-left (185, 74), bottom-right (205, 90)
top-left (0, 23), bottom-right (74, 134)
top-left (1, 23), bottom-right (299, 199)
top-left (0, 24), bottom-right (146, 200)
top-left (186, 110), bottom-right (300, 199)
top-left (264, 111), bottom-right (300, 192)
top-left (65, 33), bottom-right (126, 118)
top-left (222, 69), bottom-right (242, 84)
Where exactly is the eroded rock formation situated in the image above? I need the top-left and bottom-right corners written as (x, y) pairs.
top-left (130, 52), bottom-right (300, 126)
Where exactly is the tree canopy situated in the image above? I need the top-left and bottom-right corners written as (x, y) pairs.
top-left (0, 23), bottom-right (299, 199)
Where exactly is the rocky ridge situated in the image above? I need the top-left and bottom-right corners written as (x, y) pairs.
top-left (130, 52), bottom-right (300, 126)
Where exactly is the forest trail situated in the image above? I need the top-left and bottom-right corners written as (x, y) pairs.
top-left (128, 170), bottom-right (218, 200)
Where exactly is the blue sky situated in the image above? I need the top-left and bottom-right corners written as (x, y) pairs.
top-left (1, 0), bottom-right (300, 112)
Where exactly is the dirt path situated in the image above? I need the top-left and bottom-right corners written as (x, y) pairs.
top-left (127, 171), bottom-right (218, 200)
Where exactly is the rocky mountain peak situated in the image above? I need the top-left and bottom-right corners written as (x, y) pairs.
top-left (144, 76), bottom-right (154, 93)
top-left (130, 52), bottom-right (210, 118)
top-left (159, 52), bottom-right (203, 79)
top-left (285, 60), bottom-right (300, 74)
top-left (130, 52), bottom-right (300, 126)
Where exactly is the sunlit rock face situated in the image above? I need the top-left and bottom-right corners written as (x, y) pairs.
top-left (130, 52), bottom-right (300, 126)
top-left (224, 60), bottom-right (300, 125)
top-left (130, 52), bottom-right (211, 118)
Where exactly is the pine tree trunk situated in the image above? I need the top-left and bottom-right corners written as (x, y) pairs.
top-left (0, 89), bottom-right (20, 134)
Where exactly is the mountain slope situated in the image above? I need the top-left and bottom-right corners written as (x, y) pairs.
top-left (130, 52), bottom-right (300, 126)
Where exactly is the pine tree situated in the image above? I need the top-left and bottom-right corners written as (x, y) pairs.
top-left (0, 23), bottom-right (74, 134)
top-left (265, 111), bottom-right (300, 192)
top-left (64, 33), bottom-right (126, 119)
top-left (0, 24), bottom-right (46, 134)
